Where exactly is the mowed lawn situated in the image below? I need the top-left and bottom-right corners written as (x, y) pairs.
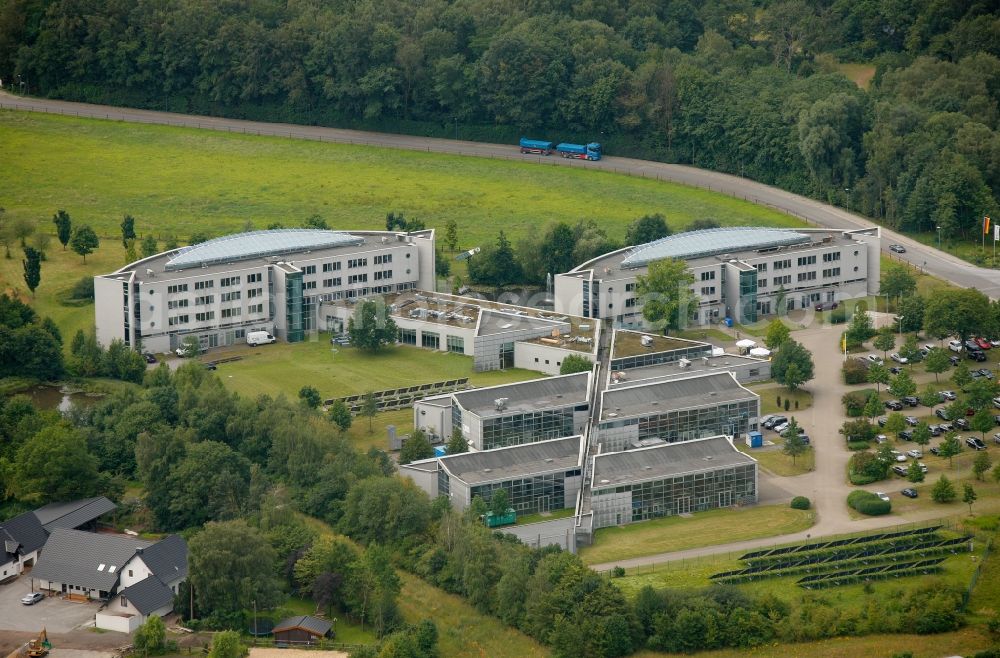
top-left (212, 339), bottom-right (541, 401)
top-left (579, 505), bottom-right (816, 566)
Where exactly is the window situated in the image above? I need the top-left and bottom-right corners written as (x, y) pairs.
top-left (323, 277), bottom-right (342, 287)
top-left (194, 280), bottom-right (214, 290)
top-left (700, 271), bottom-right (716, 281)
top-left (348, 274), bottom-right (368, 284)
top-left (823, 252), bottom-right (841, 262)
top-left (304, 281), bottom-right (317, 289)
top-left (773, 259), bottom-right (791, 270)
top-left (700, 286), bottom-right (716, 295)
top-left (168, 315), bottom-right (189, 326)
top-left (195, 295), bottom-right (214, 305)
top-left (446, 335), bottom-right (464, 353)
top-left (421, 331), bottom-right (440, 349)
top-left (247, 272), bottom-right (262, 283)
top-left (774, 275), bottom-right (791, 286)
top-left (398, 328), bottom-right (417, 345)
top-left (221, 291), bottom-right (241, 302)
top-left (167, 299), bottom-right (189, 309)
top-left (625, 298), bottom-right (637, 308)
top-left (797, 271), bottom-right (817, 282)
top-left (247, 288), bottom-right (263, 298)
top-left (221, 307), bottom-right (241, 319)
top-left (303, 265), bottom-right (316, 275)
top-left (220, 276), bottom-right (241, 287)
top-left (758, 278), bottom-right (767, 288)
top-left (625, 282), bottom-right (636, 292)
top-left (374, 254), bottom-right (392, 265)
top-left (755, 263), bottom-right (767, 272)
top-left (348, 258), bottom-right (368, 268)
top-left (128, 570), bottom-right (133, 577)
top-left (121, 596), bottom-right (127, 607)
top-left (822, 267), bottom-right (841, 278)
top-left (248, 304), bottom-right (264, 315)
top-left (796, 255), bottom-right (817, 266)
top-left (195, 311), bottom-right (215, 321)
top-left (323, 262), bottom-right (341, 272)
top-left (374, 270), bottom-right (393, 280)
top-left (167, 284), bottom-right (188, 294)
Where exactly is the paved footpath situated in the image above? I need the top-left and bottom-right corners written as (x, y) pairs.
top-left (0, 90), bottom-right (996, 299)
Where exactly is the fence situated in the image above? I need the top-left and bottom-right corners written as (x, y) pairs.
top-left (963, 535), bottom-right (993, 609)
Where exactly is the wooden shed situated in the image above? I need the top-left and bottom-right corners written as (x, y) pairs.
top-left (272, 615), bottom-right (333, 645)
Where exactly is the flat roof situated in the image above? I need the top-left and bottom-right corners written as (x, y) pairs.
top-left (454, 372), bottom-right (589, 417)
top-left (441, 435), bottom-right (582, 484)
top-left (611, 353), bottom-right (768, 386)
top-left (166, 229), bottom-right (365, 271)
top-left (592, 435), bottom-right (756, 487)
top-left (611, 330), bottom-right (709, 359)
top-left (600, 371), bottom-right (755, 421)
top-left (478, 309), bottom-right (566, 336)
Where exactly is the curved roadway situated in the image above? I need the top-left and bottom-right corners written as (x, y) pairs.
top-left (1, 90), bottom-right (996, 298)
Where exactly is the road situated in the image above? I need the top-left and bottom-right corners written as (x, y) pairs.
top-left (1, 90), bottom-right (997, 299)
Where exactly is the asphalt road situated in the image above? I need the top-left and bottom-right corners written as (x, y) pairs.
top-left (1, 90), bottom-right (997, 298)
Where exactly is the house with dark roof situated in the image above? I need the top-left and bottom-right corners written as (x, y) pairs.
top-left (33, 496), bottom-right (116, 533)
top-left (273, 615), bottom-right (333, 645)
top-left (0, 511), bottom-right (48, 582)
top-left (30, 528), bottom-right (187, 633)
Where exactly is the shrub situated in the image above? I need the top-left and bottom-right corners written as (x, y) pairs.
top-left (795, 400), bottom-right (799, 410)
top-left (790, 496), bottom-right (811, 510)
top-left (848, 450), bottom-right (888, 484)
top-left (847, 490), bottom-right (891, 515)
top-left (842, 359), bottom-right (868, 385)
top-left (611, 566), bottom-right (626, 578)
top-left (776, 395), bottom-right (781, 407)
top-left (830, 307), bottom-right (848, 324)
top-left (783, 398), bottom-right (790, 411)
top-left (847, 441), bottom-right (871, 451)
top-left (842, 389), bottom-right (875, 416)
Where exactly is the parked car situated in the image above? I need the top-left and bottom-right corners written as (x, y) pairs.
top-left (760, 414), bottom-right (777, 427)
top-left (892, 451), bottom-right (907, 462)
top-left (924, 343), bottom-right (937, 352)
top-left (201, 362), bottom-right (218, 371)
top-left (992, 339), bottom-right (1000, 348)
top-left (899, 429), bottom-right (914, 441)
top-left (935, 409), bottom-right (950, 421)
top-left (930, 446), bottom-right (942, 456)
top-left (763, 416), bottom-right (787, 430)
top-left (994, 415), bottom-right (1000, 426)
top-left (875, 491), bottom-right (891, 502)
top-left (906, 449), bottom-right (923, 458)
top-left (977, 369), bottom-right (994, 379)
top-left (877, 417), bottom-right (888, 427)
top-left (890, 352), bottom-right (908, 364)
top-left (965, 339), bottom-right (982, 351)
top-left (815, 301), bottom-right (839, 311)
top-left (142, 352), bottom-right (157, 364)
top-left (950, 355), bottom-right (961, 366)
top-left (994, 433), bottom-right (1000, 445)
top-left (889, 366), bottom-right (903, 375)
top-left (966, 436), bottom-right (987, 450)
top-left (939, 422), bottom-right (954, 432)
top-left (867, 354), bottom-right (884, 365)
top-left (772, 421), bottom-right (790, 434)
top-left (904, 416), bottom-right (919, 426)
top-left (968, 350), bottom-right (988, 362)
top-left (928, 425), bottom-right (943, 436)
top-left (940, 390), bottom-right (957, 401)
top-left (975, 337), bottom-right (992, 350)
top-left (876, 434), bottom-right (889, 444)
top-left (892, 465), bottom-right (908, 477)
top-left (994, 396), bottom-right (1000, 409)
top-left (885, 400), bottom-right (904, 411)
top-left (889, 244), bottom-right (906, 253)
top-left (901, 488), bottom-right (918, 498)
top-left (948, 340), bottom-right (964, 353)
top-left (955, 418), bottom-right (970, 430)
top-left (21, 592), bottom-right (43, 605)
top-left (918, 462), bottom-right (928, 473)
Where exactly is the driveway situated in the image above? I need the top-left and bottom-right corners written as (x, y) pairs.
top-left (0, 576), bottom-right (97, 633)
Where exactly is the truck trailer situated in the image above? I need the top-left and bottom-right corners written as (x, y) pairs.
top-left (556, 142), bottom-right (602, 161)
top-left (519, 137), bottom-right (555, 155)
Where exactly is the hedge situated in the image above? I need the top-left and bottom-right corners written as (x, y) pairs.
top-left (790, 496), bottom-right (811, 510)
top-left (847, 490), bottom-right (892, 516)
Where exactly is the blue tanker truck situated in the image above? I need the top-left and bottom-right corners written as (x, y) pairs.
top-left (519, 137), bottom-right (555, 155)
top-left (519, 137), bottom-right (602, 160)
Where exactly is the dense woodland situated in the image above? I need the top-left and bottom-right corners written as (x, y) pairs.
top-left (2, 1), bottom-right (1000, 245)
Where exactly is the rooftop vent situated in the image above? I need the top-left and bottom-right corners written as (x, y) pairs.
top-left (98, 564), bottom-right (106, 572)
top-left (545, 458), bottom-right (553, 463)
top-left (704, 456), bottom-right (713, 461)
top-left (600, 479), bottom-right (610, 484)
top-left (494, 398), bottom-right (509, 412)
top-left (483, 468), bottom-right (492, 473)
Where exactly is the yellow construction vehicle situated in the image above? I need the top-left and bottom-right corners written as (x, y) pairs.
top-left (25, 628), bottom-right (50, 658)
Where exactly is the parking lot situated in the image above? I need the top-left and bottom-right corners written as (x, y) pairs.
top-left (0, 576), bottom-right (98, 633)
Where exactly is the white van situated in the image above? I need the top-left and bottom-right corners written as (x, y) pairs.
top-left (247, 331), bottom-right (276, 346)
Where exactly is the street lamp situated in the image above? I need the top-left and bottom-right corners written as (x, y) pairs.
top-left (844, 188), bottom-right (851, 214)
top-left (898, 316), bottom-right (904, 337)
top-left (936, 226), bottom-right (942, 251)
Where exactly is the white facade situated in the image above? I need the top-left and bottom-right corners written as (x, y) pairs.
top-left (0, 548), bottom-right (38, 581)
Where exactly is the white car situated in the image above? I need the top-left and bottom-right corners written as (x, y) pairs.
top-left (906, 449), bottom-right (923, 459)
top-left (948, 340), bottom-right (963, 353)
top-left (772, 421), bottom-right (790, 434)
top-left (993, 396), bottom-right (1000, 409)
top-left (940, 390), bottom-right (957, 401)
top-left (992, 339), bottom-right (1000, 348)
top-left (889, 450), bottom-right (907, 462)
top-left (890, 353), bottom-right (908, 364)
top-left (875, 492), bottom-right (891, 502)
top-left (876, 434), bottom-right (888, 444)
top-left (866, 354), bottom-right (884, 365)
top-left (923, 343), bottom-right (937, 352)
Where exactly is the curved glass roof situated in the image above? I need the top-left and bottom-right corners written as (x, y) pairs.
top-left (165, 229), bottom-right (365, 271)
top-left (620, 227), bottom-right (811, 269)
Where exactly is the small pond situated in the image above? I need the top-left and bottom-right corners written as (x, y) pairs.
top-left (16, 384), bottom-right (103, 413)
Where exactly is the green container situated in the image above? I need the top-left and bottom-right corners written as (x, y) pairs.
top-left (484, 508), bottom-right (516, 527)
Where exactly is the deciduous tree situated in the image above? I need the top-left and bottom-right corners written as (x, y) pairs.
top-left (962, 483), bottom-right (977, 513)
top-left (637, 257), bottom-right (697, 333)
top-left (764, 319), bottom-right (791, 350)
top-left (873, 327), bottom-right (896, 358)
top-left (69, 225), bottom-right (99, 262)
top-left (771, 339), bottom-right (814, 391)
top-left (399, 429), bottom-right (434, 465)
top-left (189, 520), bottom-right (282, 617)
top-left (327, 399), bottom-right (352, 432)
top-left (348, 299), bottom-right (398, 352)
top-left (120, 214), bottom-right (136, 247)
top-left (972, 452), bottom-right (992, 481)
top-left (625, 213), bottom-right (670, 245)
top-left (559, 354), bottom-right (592, 375)
top-left (925, 348), bottom-right (950, 382)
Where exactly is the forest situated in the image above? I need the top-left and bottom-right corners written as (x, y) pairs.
top-left (2, 0), bottom-right (1000, 246)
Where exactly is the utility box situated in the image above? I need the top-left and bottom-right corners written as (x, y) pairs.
top-left (745, 431), bottom-right (763, 448)
top-left (484, 509), bottom-right (517, 528)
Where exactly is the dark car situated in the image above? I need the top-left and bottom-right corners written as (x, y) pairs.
top-left (901, 488), bottom-right (918, 499)
top-left (930, 446), bottom-right (941, 456)
top-left (889, 366), bottom-right (903, 375)
top-left (889, 244), bottom-right (906, 253)
top-left (202, 362), bottom-right (218, 371)
top-left (905, 416), bottom-right (919, 426)
top-left (950, 355), bottom-right (961, 366)
top-left (763, 416), bottom-right (787, 430)
top-left (899, 430), bottom-right (914, 441)
top-left (928, 425), bottom-right (943, 436)
top-left (142, 352), bottom-right (157, 364)
top-left (955, 418), bottom-right (970, 430)
top-left (977, 368), bottom-right (994, 379)
top-left (994, 415), bottom-right (1000, 426)
top-left (968, 349), bottom-right (988, 362)
top-left (966, 339), bottom-right (982, 351)
top-left (877, 417), bottom-right (888, 427)
top-left (935, 408), bottom-right (950, 421)
top-left (815, 301), bottom-right (839, 311)
top-left (966, 436), bottom-right (987, 450)
top-left (902, 396), bottom-right (919, 407)
top-left (885, 400), bottom-right (904, 411)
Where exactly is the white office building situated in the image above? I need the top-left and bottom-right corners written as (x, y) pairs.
top-left (94, 228), bottom-right (435, 353)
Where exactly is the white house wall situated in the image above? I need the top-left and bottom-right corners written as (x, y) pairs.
top-left (513, 342), bottom-right (592, 375)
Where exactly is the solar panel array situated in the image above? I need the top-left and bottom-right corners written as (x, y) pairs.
top-left (325, 378), bottom-right (470, 414)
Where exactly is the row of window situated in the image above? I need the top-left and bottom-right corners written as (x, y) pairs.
top-left (348, 258), bottom-right (367, 268)
top-left (797, 271), bottom-right (817, 282)
top-left (220, 276), bottom-right (240, 287)
top-left (221, 291), bottom-right (241, 302)
top-left (796, 255), bottom-right (817, 266)
top-left (374, 254), bottom-right (392, 265)
top-left (699, 271), bottom-right (716, 281)
top-left (323, 262), bottom-right (342, 272)
top-left (823, 251), bottom-right (841, 262)
top-left (700, 286), bottom-right (716, 296)
top-left (348, 274), bottom-right (367, 284)
top-left (374, 270), bottom-right (393, 280)
top-left (823, 267), bottom-right (841, 277)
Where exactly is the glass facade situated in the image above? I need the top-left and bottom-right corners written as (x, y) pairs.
top-left (422, 331), bottom-right (440, 349)
top-left (446, 335), bottom-right (465, 353)
top-left (470, 470), bottom-right (579, 514)
top-left (285, 272), bottom-right (304, 342)
top-left (398, 328), bottom-right (417, 345)
top-left (739, 269), bottom-right (758, 324)
top-left (593, 464), bottom-right (756, 525)
top-left (600, 399), bottom-right (757, 448)
top-left (610, 343), bottom-right (712, 371)
top-left (481, 408), bottom-right (577, 450)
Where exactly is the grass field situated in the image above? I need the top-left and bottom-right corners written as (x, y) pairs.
top-left (738, 443), bottom-right (814, 476)
top-left (751, 383), bottom-right (813, 415)
top-left (578, 504), bottom-right (816, 566)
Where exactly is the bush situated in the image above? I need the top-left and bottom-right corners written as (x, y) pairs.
top-left (783, 398), bottom-right (790, 411)
top-left (830, 307), bottom-right (848, 324)
top-left (847, 490), bottom-right (891, 515)
top-left (842, 359), bottom-right (868, 385)
top-left (847, 441), bottom-right (871, 451)
top-left (848, 450), bottom-right (889, 484)
top-left (611, 566), bottom-right (626, 578)
top-left (790, 496), bottom-right (811, 510)
top-left (842, 389), bottom-right (876, 416)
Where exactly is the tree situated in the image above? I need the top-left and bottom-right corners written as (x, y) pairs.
top-left (120, 214), bottom-right (136, 247)
top-left (931, 475), bottom-right (957, 503)
top-left (636, 257), bottom-right (697, 333)
top-left (52, 210), bottom-right (72, 250)
top-left (69, 225), bottom-right (99, 262)
top-left (177, 335), bottom-right (201, 358)
top-left (880, 263), bottom-right (917, 301)
top-left (399, 429), bottom-right (435, 465)
top-left (625, 213), bottom-right (670, 245)
top-left (467, 231), bottom-right (522, 288)
top-left (208, 631), bottom-right (246, 658)
top-left (912, 422), bottom-right (932, 448)
top-left (906, 460), bottom-right (925, 483)
top-left (348, 299), bottom-right (398, 352)
top-left (559, 354), bottom-right (592, 375)
top-left (845, 305), bottom-right (875, 345)
top-left (771, 339), bottom-right (814, 391)
top-left (885, 413), bottom-right (906, 439)
top-left (489, 488), bottom-right (510, 517)
top-left (953, 361), bottom-right (972, 389)
top-left (900, 334), bottom-right (921, 364)
top-left (919, 384), bottom-right (941, 408)
top-left (133, 615), bottom-right (166, 656)
top-left (782, 420), bottom-right (807, 464)
top-left (867, 362), bottom-right (890, 392)
top-left (446, 428), bottom-right (468, 454)
top-left (189, 520), bottom-right (282, 617)
top-left (889, 371), bottom-right (916, 398)
top-left (971, 408), bottom-right (995, 439)
top-left (972, 452), bottom-right (992, 481)
top-left (15, 425), bottom-right (101, 504)
top-left (862, 394), bottom-right (882, 421)
top-left (346, 545), bottom-right (401, 637)
top-left (925, 348), bottom-right (950, 382)
top-left (873, 327), bottom-right (896, 358)
top-left (327, 399), bottom-right (352, 432)
top-left (12, 217), bottom-right (34, 248)
top-left (298, 385), bottom-right (322, 408)
top-left (303, 214), bottom-right (328, 230)
top-left (22, 246), bottom-right (40, 296)
top-left (924, 288), bottom-right (993, 345)
top-left (164, 441), bottom-right (251, 529)
top-left (938, 434), bottom-right (963, 468)
top-left (360, 391), bottom-right (378, 433)
top-left (962, 483), bottom-right (977, 514)
top-left (444, 219), bottom-right (458, 251)
top-left (140, 235), bottom-right (158, 258)
top-left (764, 319), bottom-right (791, 350)
top-left (896, 294), bottom-right (925, 333)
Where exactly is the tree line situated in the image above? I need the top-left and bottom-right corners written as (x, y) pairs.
top-left (4, 1), bottom-right (1000, 245)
